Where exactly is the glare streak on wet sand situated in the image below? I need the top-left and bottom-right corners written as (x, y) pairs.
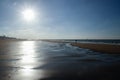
top-left (0, 40), bottom-right (120, 80)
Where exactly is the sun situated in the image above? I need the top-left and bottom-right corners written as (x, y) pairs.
top-left (22, 9), bottom-right (35, 21)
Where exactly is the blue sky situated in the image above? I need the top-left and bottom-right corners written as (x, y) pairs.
top-left (0, 0), bottom-right (120, 39)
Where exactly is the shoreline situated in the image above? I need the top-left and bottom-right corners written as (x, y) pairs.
top-left (0, 40), bottom-right (120, 54)
top-left (71, 42), bottom-right (120, 54)
top-left (42, 40), bottom-right (120, 54)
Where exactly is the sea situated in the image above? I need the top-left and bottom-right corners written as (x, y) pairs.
top-left (0, 40), bottom-right (120, 80)
top-left (59, 39), bottom-right (120, 45)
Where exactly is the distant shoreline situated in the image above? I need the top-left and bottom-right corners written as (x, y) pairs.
top-left (42, 40), bottom-right (120, 54)
top-left (0, 39), bottom-right (43, 42)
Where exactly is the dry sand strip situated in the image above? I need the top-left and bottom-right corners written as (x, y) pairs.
top-left (71, 43), bottom-right (120, 54)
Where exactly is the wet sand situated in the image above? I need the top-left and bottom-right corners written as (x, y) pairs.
top-left (71, 43), bottom-right (120, 54)
top-left (0, 40), bottom-right (120, 80)
top-left (43, 40), bottom-right (120, 54)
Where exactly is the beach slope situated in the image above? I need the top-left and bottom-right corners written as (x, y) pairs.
top-left (71, 43), bottom-right (120, 54)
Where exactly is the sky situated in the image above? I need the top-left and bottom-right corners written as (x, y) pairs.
top-left (0, 0), bottom-right (120, 39)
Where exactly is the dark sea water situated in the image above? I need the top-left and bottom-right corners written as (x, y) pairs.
top-left (0, 41), bottom-right (120, 80)
top-left (62, 39), bottom-right (120, 45)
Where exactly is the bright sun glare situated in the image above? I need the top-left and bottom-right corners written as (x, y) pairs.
top-left (22, 9), bottom-right (35, 21)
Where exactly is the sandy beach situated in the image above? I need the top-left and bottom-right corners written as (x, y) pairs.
top-left (71, 43), bottom-right (120, 54)
top-left (0, 40), bottom-right (120, 80)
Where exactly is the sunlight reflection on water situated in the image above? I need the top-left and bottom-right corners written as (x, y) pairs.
top-left (20, 41), bottom-right (36, 54)
top-left (20, 41), bottom-right (36, 67)
top-left (15, 41), bottom-right (44, 80)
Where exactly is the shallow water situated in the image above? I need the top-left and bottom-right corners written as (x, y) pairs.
top-left (64, 39), bottom-right (120, 45)
top-left (0, 41), bottom-right (120, 80)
